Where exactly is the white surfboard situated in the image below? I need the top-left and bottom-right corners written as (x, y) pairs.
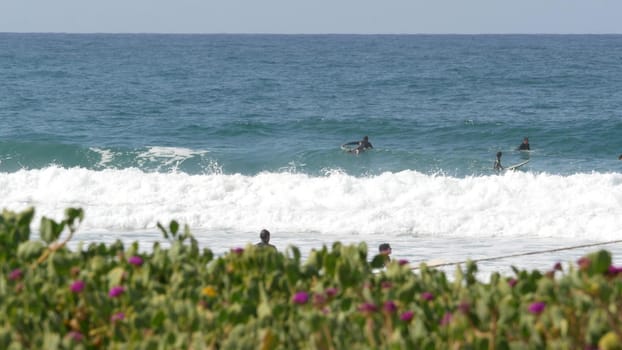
top-left (506, 159), bottom-right (530, 171)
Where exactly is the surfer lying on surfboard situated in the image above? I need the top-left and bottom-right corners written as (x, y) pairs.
top-left (341, 136), bottom-right (373, 154)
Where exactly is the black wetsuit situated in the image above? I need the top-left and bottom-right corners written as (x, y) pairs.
top-left (493, 159), bottom-right (503, 171)
top-left (356, 141), bottom-right (373, 152)
top-left (518, 143), bottom-right (530, 150)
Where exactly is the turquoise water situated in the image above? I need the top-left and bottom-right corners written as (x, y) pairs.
top-left (2, 34), bottom-right (622, 176)
top-left (2, 34), bottom-right (622, 275)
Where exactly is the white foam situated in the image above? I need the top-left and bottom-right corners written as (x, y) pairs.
top-left (136, 146), bottom-right (209, 171)
top-left (1, 167), bottom-right (622, 242)
top-left (89, 147), bottom-right (115, 167)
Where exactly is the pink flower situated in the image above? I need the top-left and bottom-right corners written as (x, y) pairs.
top-left (67, 331), bottom-right (83, 342)
top-left (231, 247), bottom-right (244, 255)
top-left (400, 311), bottom-right (414, 322)
top-left (577, 257), bottom-right (591, 271)
top-left (528, 301), bottom-right (546, 314)
top-left (440, 312), bottom-right (452, 326)
top-left (607, 265), bottom-right (622, 276)
top-left (553, 262), bottom-right (562, 271)
top-left (325, 287), bottom-right (338, 297)
top-left (458, 301), bottom-right (470, 314)
top-left (109, 286), bottom-right (125, 298)
top-left (383, 300), bottom-right (397, 313)
top-left (398, 259), bottom-right (409, 266)
top-left (9, 268), bottom-right (22, 281)
top-left (358, 302), bottom-right (378, 313)
top-left (421, 292), bottom-right (434, 301)
top-left (292, 291), bottom-right (309, 305)
top-left (507, 278), bottom-right (518, 287)
top-left (381, 281), bottom-right (392, 289)
top-left (128, 256), bottom-right (143, 266)
top-left (70, 280), bottom-right (86, 293)
top-left (313, 293), bottom-right (326, 306)
top-left (111, 312), bottom-right (125, 322)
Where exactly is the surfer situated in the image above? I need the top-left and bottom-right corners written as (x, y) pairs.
top-left (256, 229), bottom-right (276, 249)
top-left (353, 136), bottom-right (373, 154)
top-left (379, 243), bottom-right (392, 265)
top-left (341, 136), bottom-right (373, 154)
top-left (493, 151), bottom-right (504, 172)
top-left (518, 137), bottom-right (530, 151)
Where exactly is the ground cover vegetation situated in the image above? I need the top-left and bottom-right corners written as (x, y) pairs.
top-left (1, 207), bottom-right (622, 349)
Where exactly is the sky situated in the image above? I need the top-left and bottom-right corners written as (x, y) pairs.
top-left (1, 0), bottom-right (621, 34)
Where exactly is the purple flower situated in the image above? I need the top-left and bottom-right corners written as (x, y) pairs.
top-left (128, 255), bottom-right (143, 266)
top-left (231, 247), bottom-right (244, 255)
top-left (313, 293), bottom-right (326, 306)
top-left (458, 301), bottom-right (470, 314)
top-left (358, 302), bottom-right (378, 313)
top-left (400, 311), bottom-right (414, 322)
top-left (398, 259), bottom-right (409, 266)
top-left (111, 312), bottom-right (125, 322)
top-left (577, 256), bottom-right (591, 271)
top-left (383, 300), bottom-right (397, 313)
top-left (67, 331), bottom-right (83, 342)
top-left (325, 287), bottom-right (338, 298)
top-left (9, 268), bottom-right (22, 281)
top-left (292, 291), bottom-right (309, 305)
top-left (440, 312), bottom-right (452, 326)
top-left (528, 301), bottom-right (546, 314)
top-left (607, 265), bottom-right (622, 276)
top-left (553, 262), bottom-right (562, 271)
top-left (381, 281), bottom-right (392, 289)
top-left (508, 278), bottom-right (518, 288)
top-left (421, 292), bottom-right (434, 301)
top-left (70, 280), bottom-right (86, 293)
top-left (109, 286), bottom-right (125, 298)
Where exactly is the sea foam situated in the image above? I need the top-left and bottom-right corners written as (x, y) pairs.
top-left (1, 166), bottom-right (621, 242)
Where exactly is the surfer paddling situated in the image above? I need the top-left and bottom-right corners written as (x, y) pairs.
top-left (342, 136), bottom-right (373, 154)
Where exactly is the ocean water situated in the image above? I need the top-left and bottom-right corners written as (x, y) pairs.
top-left (2, 33), bottom-right (622, 277)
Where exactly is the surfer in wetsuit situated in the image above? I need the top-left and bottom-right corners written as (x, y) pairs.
top-left (354, 136), bottom-right (373, 154)
top-left (256, 229), bottom-right (276, 249)
top-left (379, 243), bottom-right (392, 266)
top-left (518, 137), bottom-right (530, 151)
top-left (493, 151), bottom-right (504, 172)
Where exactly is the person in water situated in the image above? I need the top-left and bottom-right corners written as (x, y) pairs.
top-left (379, 243), bottom-right (392, 265)
top-left (354, 136), bottom-right (373, 154)
top-left (493, 151), bottom-right (504, 171)
top-left (256, 229), bottom-right (276, 249)
top-left (518, 137), bottom-right (530, 151)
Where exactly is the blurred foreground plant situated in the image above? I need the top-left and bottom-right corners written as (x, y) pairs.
top-left (1, 207), bottom-right (622, 349)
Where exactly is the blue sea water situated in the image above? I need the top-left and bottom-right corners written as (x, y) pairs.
top-left (2, 33), bottom-right (622, 276)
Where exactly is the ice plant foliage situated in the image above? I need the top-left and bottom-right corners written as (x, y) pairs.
top-left (1, 208), bottom-right (622, 349)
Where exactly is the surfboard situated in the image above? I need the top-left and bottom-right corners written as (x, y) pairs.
top-left (341, 141), bottom-right (359, 152)
top-left (506, 159), bottom-right (530, 171)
